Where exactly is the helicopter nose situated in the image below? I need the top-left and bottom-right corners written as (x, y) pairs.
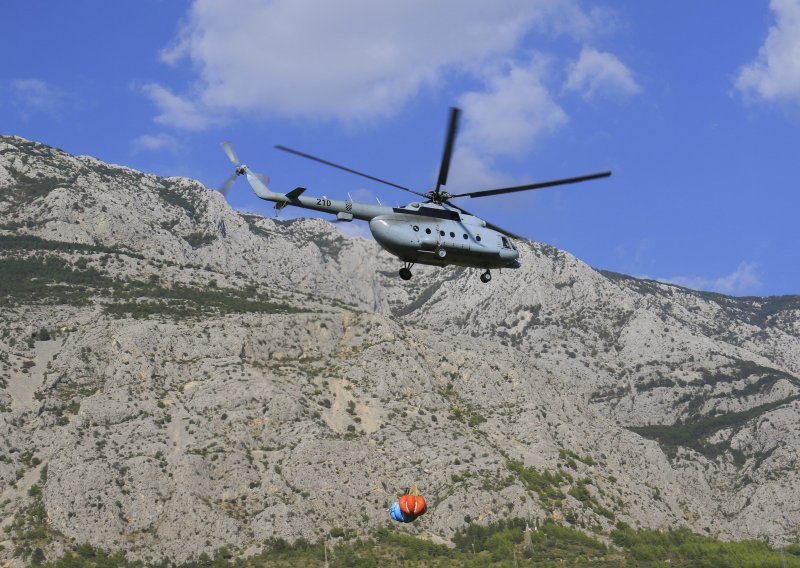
top-left (499, 247), bottom-right (520, 268)
top-left (500, 248), bottom-right (518, 261)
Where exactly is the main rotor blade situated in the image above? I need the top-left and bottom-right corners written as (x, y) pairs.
top-left (275, 145), bottom-right (427, 198)
top-left (484, 220), bottom-right (525, 241)
top-left (449, 171), bottom-right (612, 199)
top-left (444, 200), bottom-right (524, 240)
top-left (435, 107), bottom-right (461, 192)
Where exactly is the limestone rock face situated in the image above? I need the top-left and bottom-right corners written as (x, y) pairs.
top-left (1, 136), bottom-right (799, 564)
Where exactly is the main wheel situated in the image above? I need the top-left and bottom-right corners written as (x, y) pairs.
top-left (480, 271), bottom-right (492, 283)
top-left (436, 248), bottom-right (447, 259)
top-left (399, 267), bottom-right (413, 280)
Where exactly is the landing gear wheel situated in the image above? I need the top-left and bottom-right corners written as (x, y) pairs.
top-left (436, 248), bottom-right (447, 259)
top-left (480, 271), bottom-right (492, 283)
top-left (399, 267), bottom-right (413, 280)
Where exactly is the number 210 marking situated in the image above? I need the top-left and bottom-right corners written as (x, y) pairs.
top-left (316, 198), bottom-right (332, 206)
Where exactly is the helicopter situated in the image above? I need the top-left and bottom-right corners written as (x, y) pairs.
top-left (220, 107), bottom-right (610, 282)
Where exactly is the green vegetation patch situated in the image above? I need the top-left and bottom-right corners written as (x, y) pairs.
top-left (568, 479), bottom-right (615, 520)
top-left (558, 448), bottom-right (597, 469)
top-left (612, 522), bottom-right (800, 567)
top-left (104, 282), bottom-right (301, 319)
top-left (687, 359), bottom-right (799, 392)
top-left (629, 395), bottom-right (800, 460)
top-left (155, 184), bottom-right (206, 222)
top-left (241, 213), bottom-right (274, 239)
top-left (183, 232), bottom-right (217, 249)
top-left (0, 234), bottom-right (135, 256)
top-left (10, 480), bottom-right (66, 564)
top-left (507, 460), bottom-right (570, 510)
top-left (449, 403), bottom-right (486, 427)
top-left (0, 255), bottom-right (114, 306)
top-left (310, 233), bottom-right (344, 259)
top-left (0, 251), bottom-right (303, 319)
top-left (28, 520), bottom-right (800, 567)
top-left (4, 173), bottom-right (68, 206)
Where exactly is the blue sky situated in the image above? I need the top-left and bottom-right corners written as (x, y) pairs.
top-left (2, 1), bottom-right (798, 296)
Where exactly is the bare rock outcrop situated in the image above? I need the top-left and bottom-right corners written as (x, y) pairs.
top-left (1, 136), bottom-right (799, 564)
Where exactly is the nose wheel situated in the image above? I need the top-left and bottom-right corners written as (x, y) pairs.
top-left (480, 270), bottom-right (492, 283)
top-left (399, 262), bottom-right (414, 280)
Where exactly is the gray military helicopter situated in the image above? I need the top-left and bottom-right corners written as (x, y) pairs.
top-left (220, 108), bottom-right (610, 282)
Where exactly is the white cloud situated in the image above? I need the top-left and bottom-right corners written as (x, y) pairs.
top-left (444, 55), bottom-right (567, 192)
top-left (447, 147), bottom-right (517, 193)
top-left (459, 56), bottom-right (568, 157)
top-left (132, 133), bottom-right (181, 153)
top-left (148, 0), bottom-right (634, 195)
top-left (735, 0), bottom-right (800, 103)
top-left (143, 83), bottom-right (211, 130)
top-left (6, 79), bottom-right (63, 117)
top-left (564, 47), bottom-right (641, 99)
top-left (656, 261), bottom-right (762, 296)
top-left (149, 0), bottom-right (600, 127)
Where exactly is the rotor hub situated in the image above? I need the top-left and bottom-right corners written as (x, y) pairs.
top-left (425, 190), bottom-right (451, 204)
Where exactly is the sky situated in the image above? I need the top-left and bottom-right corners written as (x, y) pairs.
top-left (2, 0), bottom-right (799, 296)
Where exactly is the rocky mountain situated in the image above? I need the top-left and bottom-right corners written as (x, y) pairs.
top-left (1, 135), bottom-right (799, 565)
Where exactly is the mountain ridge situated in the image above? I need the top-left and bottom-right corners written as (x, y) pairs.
top-left (1, 135), bottom-right (799, 564)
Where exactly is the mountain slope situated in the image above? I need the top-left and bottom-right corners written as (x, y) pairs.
top-left (1, 136), bottom-right (799, 564)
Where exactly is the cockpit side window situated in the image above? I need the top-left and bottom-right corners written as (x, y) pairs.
top-left (501, 237), bottom-right (510, 249)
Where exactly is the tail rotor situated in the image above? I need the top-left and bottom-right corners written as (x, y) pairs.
top-left (222, 140), bottom-right (240, 166)
top-left (217, 141), bottom-right (270, 197)
top-left (219, 172), bottom-right (238, 196)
